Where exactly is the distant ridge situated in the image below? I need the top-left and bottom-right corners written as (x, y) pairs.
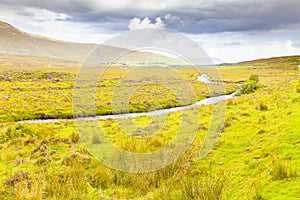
top-left (217, 63), bottom-right (234, 66)
top-left (1, 21), bottom-right (299, 67)
top-left (234, 55), bottom-right (300, 69)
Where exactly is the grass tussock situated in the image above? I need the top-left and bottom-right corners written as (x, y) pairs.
top-left (296, 81), bottom-right (300, 93)
top-left (271, 156), bottom-right (297, 181)
top-left (179, 170), bottom-right (229, 200)
top-left (247, 181), bottom-right (265, 200)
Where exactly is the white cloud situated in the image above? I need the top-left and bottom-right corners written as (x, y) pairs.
top-left (164, 14), bottom-right (180, 23)
top-left (188, 32), bottom-right (300, 63)
top-left (0, 6), bottom-right (113, 44)
top-left (128, 17), bottom-right (165, 30)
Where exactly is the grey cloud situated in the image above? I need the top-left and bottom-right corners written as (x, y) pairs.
top-left (220, 41), bottom-right (242, 46)
top-left (1, 0), bottom-right (300, 33)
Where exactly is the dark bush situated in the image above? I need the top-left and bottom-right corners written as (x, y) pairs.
top-left (239, 74), bottom-right (261, 95)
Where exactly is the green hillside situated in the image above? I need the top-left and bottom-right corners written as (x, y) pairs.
top-left (233, 55), bottom-right (300, 69)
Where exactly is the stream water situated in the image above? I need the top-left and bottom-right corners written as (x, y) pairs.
top-left (17, 74), bottom-right (239, 124)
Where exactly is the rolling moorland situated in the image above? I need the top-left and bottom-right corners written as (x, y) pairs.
top-left (0, 21), bottom-right (300, 199)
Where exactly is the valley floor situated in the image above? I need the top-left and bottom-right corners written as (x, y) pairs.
top-left (0, 64), bottom-right (299, 199)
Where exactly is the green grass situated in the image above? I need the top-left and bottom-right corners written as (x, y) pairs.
top-left (0, 66), bottom-right (237, 122)
top-left (0, 57), bottom-right (300, 199)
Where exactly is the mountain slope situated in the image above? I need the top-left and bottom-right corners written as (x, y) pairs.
top-left (0, 21), bottom-right (97, 62)
top-left (0, 21), bottom-right (185, 65)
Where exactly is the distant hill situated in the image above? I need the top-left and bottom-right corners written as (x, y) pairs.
top-left (0, 21), bottom-right (98, 63)
top-left (217, 63), bottom-right (234, 66)
top-left (234, 55), bottom-right (300, 69)
top-left (0, 21), bottom-right (184, 66)
top-left (1, 21), bottom-right (299, 68)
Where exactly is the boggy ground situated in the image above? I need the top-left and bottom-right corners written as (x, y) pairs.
top-left (0, 65), bottom-right (237, 122)
top-left (0, 58), bottom-right (300, 199)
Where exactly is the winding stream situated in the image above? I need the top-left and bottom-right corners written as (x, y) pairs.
top-left (17, 74), bottom-right (239, 124)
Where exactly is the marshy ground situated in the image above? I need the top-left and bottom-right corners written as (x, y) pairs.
top-left (0, 56), bottom-right (299, 199)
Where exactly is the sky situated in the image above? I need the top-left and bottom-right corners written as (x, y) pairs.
top-left (0, 0), bottom-right (300, 63)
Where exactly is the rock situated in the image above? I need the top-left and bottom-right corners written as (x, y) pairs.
top-left (49, 114), bottom-right (56, 119)
top-left (24, 137), bottom-right (36, 146)
top-left (49, 150), bottom-right (57, 155)
top-left (4, 172), bottom-right (28, 186)
top-left (7, 158), bottom-right (23, 164)
top-left (31, 140), bottom-right (48, 155)
top-left (35, 157), bottom-right (49, 165)
top-left (198, 125), bottom-right (207, 130)
top-left (62, 152), bottom-right (90, 166)
top-left (0, 75), bottom-right (11, 82)
top-left (45, 73), bottom-right (54, 80)
top-left (40, 113), bottom-right (46, 119)
top-left (61, 138), bottom-right (71, 144)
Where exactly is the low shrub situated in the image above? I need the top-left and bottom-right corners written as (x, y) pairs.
top-left (249, 74), bottom-right (259, 82)
top-left (239, 74), bottom-right (261, 95)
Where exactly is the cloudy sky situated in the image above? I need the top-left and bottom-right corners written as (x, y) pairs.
top-left (0, 0), bottom-right (300, 63)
